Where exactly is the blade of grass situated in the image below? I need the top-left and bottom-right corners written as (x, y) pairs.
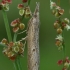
top-left (2, 10), bottom-right (12, 42)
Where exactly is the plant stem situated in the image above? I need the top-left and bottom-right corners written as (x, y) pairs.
top-left (61, 31), bottom-right (66, 69)
top-left (28, 0), bottom-right (31, 5)
top-left (13, 33), bottom-right (17, 42)
top-left (17, 56), bottom-right (22, 70)
top-left (13, 0), bottom-right (32, 69)
top-left (13, 33), bottom-right (22, 70)
top-left (13, 60), bottom-right (19, 70)
top-left (2, 10), bottom-right (12, 42)
top-left (62, 31), bottom-right (65, 59)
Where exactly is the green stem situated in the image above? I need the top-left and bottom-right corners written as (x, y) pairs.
top-left (61, 31), bottom-right (66, 69)
top-left (17, 56), bottom-right (22, 70)
top-left (13, 0), bottom-right (32, 69)
top-left (13, 33), bottom-right (22, 70)
top-left (13, 60), bottom-right (20, 70)
top-left (28, 0), bottom-right (31, 5)
top-left (63, 43), bottom-right (65, 59)
top-left (62, 31), bottom-right (65, 59)
top-left (58, 17), bottom-right (65, 59)
top-left (13, 33), bottom-right (17, 42)
top-left (2, 10), bottom-right (12, 42)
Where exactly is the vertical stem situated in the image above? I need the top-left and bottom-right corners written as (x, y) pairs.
top-left (13, 60), bottom-right (19, 70)
top-left (62, 31), bottom-right (65, 59)
top-left (17, 56), bottom-right (22, 70)
top-left (27, 2), bottom-right (40, 70)
top-left (13, 33), bottom-right (17, 42)
top-left (2, 10), bottom-right (12, 42)
top-left (13, 0), bottom-right (32, 70)
top-left (61, 31), bottom-right (66, 69)
top-left (13, 34), bottom-right (22, 70)
top-left (28, 0), bottom-right (31, 5)
top-left (13, 32), bottom-right (23, 70)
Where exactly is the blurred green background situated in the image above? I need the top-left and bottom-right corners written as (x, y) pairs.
top-left (0, 0), bottom-right (70, 70)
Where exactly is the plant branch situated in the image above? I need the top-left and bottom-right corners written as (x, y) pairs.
top-left (17, 30), bottom-right (27, 35)
top-left (18, 36), bottom-right (27, 42)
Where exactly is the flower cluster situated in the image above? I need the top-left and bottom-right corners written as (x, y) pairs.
top-left (54, 19), bottom-right (70, 50)
top-left (0, 0), bottom-right (12, 11)
top-left (50, 0), bottom-right (64, 17)
top-left (17, 2), bottom-right (31, 18)
top-left (1, 38), bottom-right (24, 60)
top-left (50, 0), bottom-right (70, 50)
top-left (17, 0), bottom-right (31, 17)
top-left (54, 18), bottom-right (70, 31)
top-left (50, 0), bottom-right (70, 70)
top-left (55, 18), bottom-right (70, 51)
top-left (57, 57), bottom-right (70, 70)
top-left (11, 18), bottom-right (25, 33)
top-left (55, 35), bottom-right (63, 50)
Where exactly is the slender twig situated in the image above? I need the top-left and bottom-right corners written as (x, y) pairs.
top-left (17, 30), bottom-right (27, 35)
top-left (18, 36), bottom-right (27, 42)
top-left (23, 40), bottom-right (26, 51)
